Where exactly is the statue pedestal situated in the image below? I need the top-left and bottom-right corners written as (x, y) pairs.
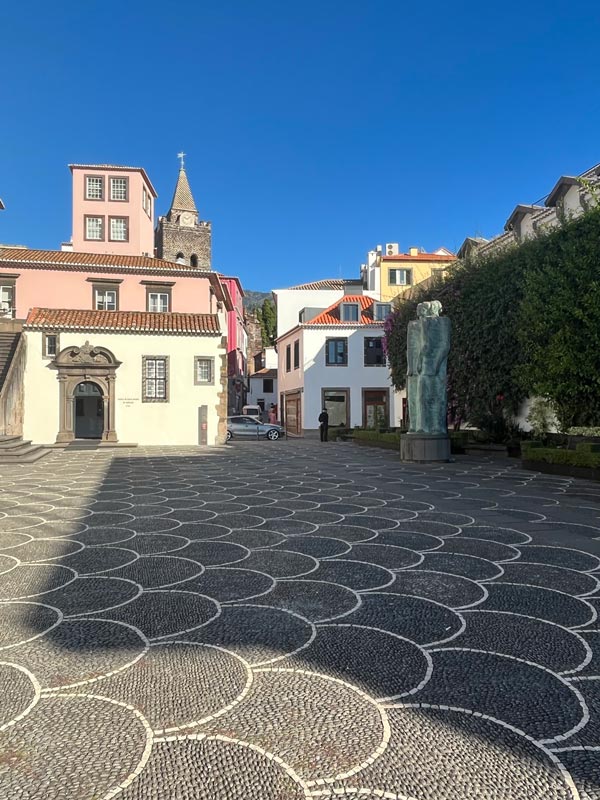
top-left (400, 433), bottom-right (451, 463)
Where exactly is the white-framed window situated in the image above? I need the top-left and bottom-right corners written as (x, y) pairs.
top-left (325, 338), bottom-right (348, 366)
top-left (364, 336), bottom-right (385, 366)
top-left (142, 187), bottom-right (147, 211)
top-left (389, 268), bottom-right (412, 286)
top-left (85, 216), bottom-right (104, 240)
top-left (374, 303), bottom-right (392, 321)
top-left (95, 288), bottom-right (117, 311)
top-left (149, 292), bottom-right (169, 313)
top-left (43, 332), bottom-right (59, 358)
top-left (110, 177), bottom-right (128, 201)
top-left (194, 356), bottom-right (214, 385)
top-left (109, 217), bottom-right (128, 241)
top-left (341, 303), bottom-right (359, 322)
top-left (142, 356), bottom-right (168, 401)
top-left (0, 285), bottom-right (14, 317)
top-left (85, 176), bottom-right (104, 200)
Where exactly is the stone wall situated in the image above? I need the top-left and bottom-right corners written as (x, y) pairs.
top-left (216, 335), bottom-right (229, 444)
top-left (155, 218), bottom-right (212, 268)
top-left (0, 334), bottom-right (25, 436)
top-left (245, 312), bottom-right (263, 374)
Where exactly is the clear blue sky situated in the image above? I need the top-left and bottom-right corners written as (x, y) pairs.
top-left (1, 0), bottom-right (599, 291)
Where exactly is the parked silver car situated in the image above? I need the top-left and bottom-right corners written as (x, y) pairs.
top-left (226, 415), bottom-right (284, 441)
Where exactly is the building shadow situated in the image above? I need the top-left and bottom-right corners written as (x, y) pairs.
top-left (1, 447), bottom-right (598, 796)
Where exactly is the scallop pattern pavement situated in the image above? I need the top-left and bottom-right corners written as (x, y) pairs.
top-left (1, 439), bottom-right (600, 798)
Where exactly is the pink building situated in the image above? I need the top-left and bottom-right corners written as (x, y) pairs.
top-left (220, 276), bottom-right (248, 414)
top-left (69, 164), bottom-right (157, 257)
top-left (0, 248), bottom-right (226, 321)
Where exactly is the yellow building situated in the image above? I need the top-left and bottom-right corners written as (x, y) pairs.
top-left (363, 245), bottom-right (457, 302)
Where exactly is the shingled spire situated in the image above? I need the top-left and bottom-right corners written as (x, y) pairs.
top-left (168, 167), bottom-right (198, 217)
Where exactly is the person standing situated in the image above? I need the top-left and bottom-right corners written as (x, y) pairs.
top-left (268, 405), bottom-right (277, 424)
top-left (318, 408), bottom-right (329, 442)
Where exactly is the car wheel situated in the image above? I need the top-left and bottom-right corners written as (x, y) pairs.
top-left (226, 430), bottom-right (232, 441)
top-left (267, 429), bottom-right (280, 441)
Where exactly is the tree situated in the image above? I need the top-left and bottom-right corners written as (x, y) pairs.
top-left (256, 297), bottom-right (277, 347)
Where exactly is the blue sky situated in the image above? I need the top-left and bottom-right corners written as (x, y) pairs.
top-left (1, 0), bottom-right (599, 291)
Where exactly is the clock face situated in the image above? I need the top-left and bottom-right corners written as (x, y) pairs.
top-left (181, 212), bottom-right (194, 227)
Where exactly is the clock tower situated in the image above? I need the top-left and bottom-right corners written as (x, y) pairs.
top-left (155, 157), bottom-right (212, 268)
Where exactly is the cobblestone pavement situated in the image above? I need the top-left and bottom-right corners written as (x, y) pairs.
top-left (1, 441), bottom-right (600, 799)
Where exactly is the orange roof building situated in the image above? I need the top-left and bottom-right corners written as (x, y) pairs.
top-left (276, 294), bottom-right (400, 436)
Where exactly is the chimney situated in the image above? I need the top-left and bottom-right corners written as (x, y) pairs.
top-left (409, 246), bottom-right (419, 256)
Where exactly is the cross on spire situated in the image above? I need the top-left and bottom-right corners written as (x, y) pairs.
top-left (177, 151), bottom-right (186, 169)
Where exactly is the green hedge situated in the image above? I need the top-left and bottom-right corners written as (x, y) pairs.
top-left (576, 442), bottom-right (600, 454)
top-left (522, 443), bottom-right (600, 469)
top-left (568, 427), bottom-right (600, 436)
top-left (328, 427), bottom-right (351, 441)
top-left (384, 207), bottom-right (600, 433)
top-left (353, 430), bottom-right (401, 449)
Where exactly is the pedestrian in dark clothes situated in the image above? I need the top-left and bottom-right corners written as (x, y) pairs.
top-left (318, 408), bottom-right (329, 442)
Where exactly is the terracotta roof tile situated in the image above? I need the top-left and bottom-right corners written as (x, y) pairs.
top-left (305, 295), bottom-right (383, 326)
top-left (25, 308), bottom-right (220, 335)
top-left (382, 253), bottom-right (457, 262)
top-left (251, 368), bottom-right (277, 378)
top-left (0, 247), bottom-right (210, 274)
top-left (289, 278), bottom-right (363, 291)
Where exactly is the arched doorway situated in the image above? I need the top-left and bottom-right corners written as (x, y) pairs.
top-left (74, 381), bottom-right (104, 439)
top-left (51, 342), bottom-right (121, 443)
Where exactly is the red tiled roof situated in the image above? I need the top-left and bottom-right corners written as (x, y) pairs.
top-left (289, 279), bottom-right (363, 291)
top-left (383, 253), bottom-right (457, 262)
top-left (0, 247), bottom-right (210, 275)
top-left (305, 295), bottom-right (383, 326)
top-left (25, 308), bottom-right (221, 335)
top-left (251, 368), bottom-right (277, 378)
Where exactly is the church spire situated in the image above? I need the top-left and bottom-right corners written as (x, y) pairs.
top-left (169, 165), bottom-right (198, 215)
top-left (156, 155), bottom-right (212, 268)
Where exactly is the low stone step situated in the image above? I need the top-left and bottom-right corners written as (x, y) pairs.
top-left (0, 445), bottom-right (50, 465)
top-left (0, 442), bottom-right (36, 455)
top-left (0, 435), bottom-right (22, 446)
top-left (0, 438), bottom-right (33, 451)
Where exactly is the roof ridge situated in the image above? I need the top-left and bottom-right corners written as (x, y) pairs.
top-left (0, 247), bottom-right (211, 273)
top-left (25, 307), bottom-right (220, 335)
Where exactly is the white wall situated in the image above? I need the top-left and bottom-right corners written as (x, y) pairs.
top-left (273, 288), bottom-right (345, 339)
top-left (264, 347), bottom-right (277, 369)
top-left (563, 184), bottom-right (585, 218)
top-left (23, 331), bottom-right (225, 446)
top-left (247, 376), bottom-right (278, 414)
top-left (300, 326), bottom-right (401, 430)
top-left (277, 330), bottom-right (304, 397)
top-left (364, 250), bottom-right (381, 298)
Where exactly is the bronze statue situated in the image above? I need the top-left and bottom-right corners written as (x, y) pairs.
top-left (407, 301), bottom-right (451, 434)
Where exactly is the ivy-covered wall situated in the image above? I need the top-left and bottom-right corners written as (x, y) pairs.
top-left (384, 208), bottom-right (600, 434)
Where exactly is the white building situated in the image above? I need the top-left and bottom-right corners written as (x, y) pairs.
top-left (22, 308), bottom-right (227, 446)
top-left (277, 295), bottom-right (401, 435)
top-left (246, 346), bottom-right (278, 419)
top-left (273, 278), bottom-right (366, 340)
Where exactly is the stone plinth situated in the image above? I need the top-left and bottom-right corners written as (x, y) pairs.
top-left (400, 433), bottom-right (451, 462)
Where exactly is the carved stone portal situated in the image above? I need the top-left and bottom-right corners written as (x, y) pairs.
top-left (51, 342), bottom-right (122, 443)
